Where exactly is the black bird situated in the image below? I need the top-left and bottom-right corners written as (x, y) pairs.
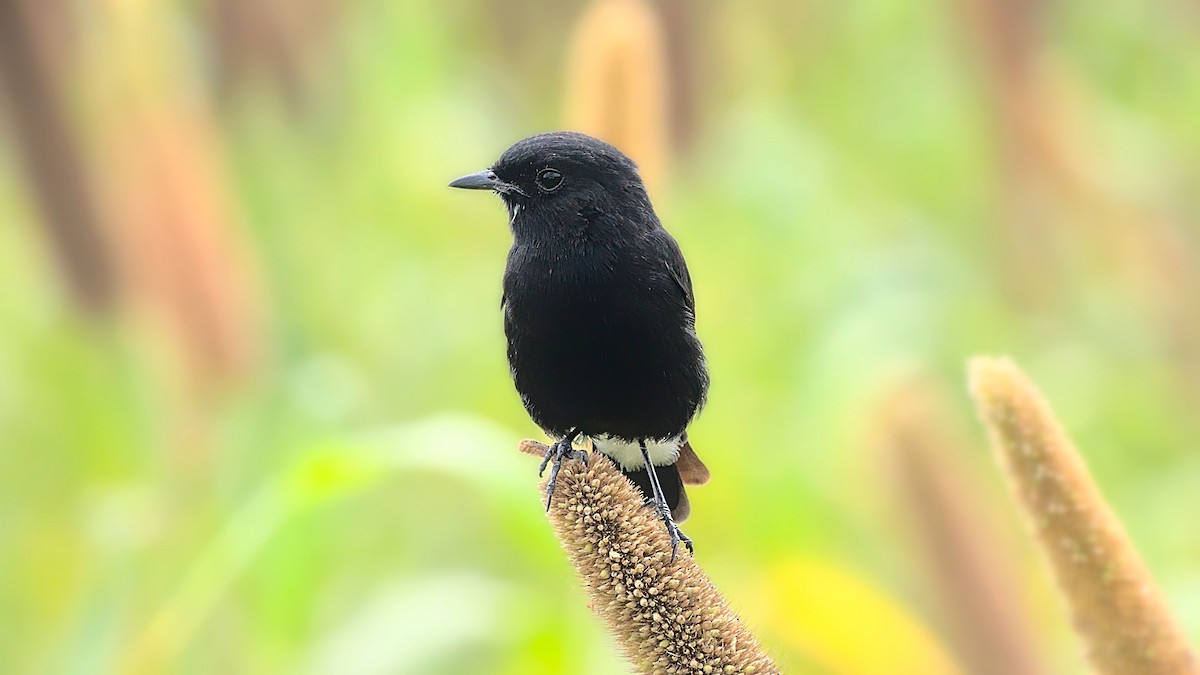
top-left (450, 132), bottom-right (710, 558)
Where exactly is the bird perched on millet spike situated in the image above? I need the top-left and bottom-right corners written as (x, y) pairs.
top-left (450, 132), bottom-right (711, 559)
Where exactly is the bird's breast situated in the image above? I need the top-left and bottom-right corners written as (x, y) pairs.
top-left (502, 242), bottom-right (705, 440)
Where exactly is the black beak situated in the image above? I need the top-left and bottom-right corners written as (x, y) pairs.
top-left (449, 169), bottom-right (503, 191)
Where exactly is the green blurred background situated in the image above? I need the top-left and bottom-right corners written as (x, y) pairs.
top-left (1, 0), bottom-right (1198, 673)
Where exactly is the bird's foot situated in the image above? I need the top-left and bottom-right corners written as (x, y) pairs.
top-left (648, 497), bottom-right (693, 562)
top-left (540, 438), bottom-right (589, 510)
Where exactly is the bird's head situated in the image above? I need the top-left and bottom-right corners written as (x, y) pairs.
top-left (449, 132), bottom-right (651, 241)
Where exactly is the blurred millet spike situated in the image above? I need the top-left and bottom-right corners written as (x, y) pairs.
top-left (563, 0), bottom-right (669, 192)
top-left (0, 0), bottom-right (118, 311)
top-left (519, 440), bottom-right (779, 674)
top-left (968, 357), bottom-right (1199, 675)
top-left (878, 376), bottom-right (1047, 675)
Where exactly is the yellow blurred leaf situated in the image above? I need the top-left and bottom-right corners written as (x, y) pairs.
top-left (759, 558), bottom-right (964, 675)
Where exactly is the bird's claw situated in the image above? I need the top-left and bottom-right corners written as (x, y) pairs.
top-left (668, 522), bottom-right (694, 563)
top-left (543, 438), bottom-right (588, 510)
top-left (647, 497), bottom-right (693, 562)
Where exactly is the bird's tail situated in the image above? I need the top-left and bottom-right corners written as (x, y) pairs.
top-left (675, 439), bottom-right (710, 486)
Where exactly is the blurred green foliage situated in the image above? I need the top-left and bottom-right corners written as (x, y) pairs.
top-left (1, 0), bottom-right (1199, 673)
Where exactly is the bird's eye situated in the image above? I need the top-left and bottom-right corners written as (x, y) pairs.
top-left (536, 168), bottom-right (563, 192)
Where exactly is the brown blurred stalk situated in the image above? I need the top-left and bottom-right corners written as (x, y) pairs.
top-left (1, 0), bottom-right (263, 381)
top-left (204, 0), bottom-right (342, 108)
top-left (878, 376), bottom-right (1048, 675)
top-left (956, 0), bottom-right (1200, 394)
top-left (0, 0), bottom-right (117, 311)
top-left (656, 0), bottom-right (706, 155)
top-left (102, 105), bottom-right (262, 380)
top-left (564, 0), bottom-right (670, 191)
top-left (968, 357), bottom-right (1199, 675)
top-left (86, 0), bottom-right (263, 384)
top-left (519, 440), bottom-right (779, 674)
top-left (955, 0), bottom-right (1051, 302)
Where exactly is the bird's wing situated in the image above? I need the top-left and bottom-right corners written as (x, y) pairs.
top-left (676, 439), bottom-right (710, 486)
top-left (653, 231), bottom-right (707, 485)
top-left (671, 261), bottom-right (696, 318)
top-left (652, 229), bottom-right (696, 318)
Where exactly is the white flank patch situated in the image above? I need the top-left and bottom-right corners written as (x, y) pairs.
top-left (590, 436), bottom-right (681, 471)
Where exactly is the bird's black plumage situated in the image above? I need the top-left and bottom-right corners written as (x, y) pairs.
top-left (451, 132), bottom-right (709, 556)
